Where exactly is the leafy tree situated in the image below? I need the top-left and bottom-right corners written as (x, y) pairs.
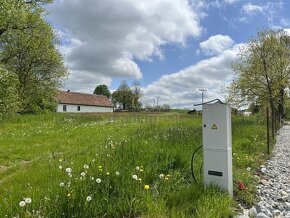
top-left (227, 28), bottom-right (290, 136)
top-left (93, 84), bottom-right (111, 98)
top-left (131, 81), bottom-right (142, 109)
top-left (0, 68), bottom-right (20, 117)
top-left (112, 81), bottom-right (133, 110)
top-left (0, 0), bottom-right (68, 113)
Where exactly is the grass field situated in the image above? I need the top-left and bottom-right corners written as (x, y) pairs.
top-left (0, 112), bottom-right (269, 217)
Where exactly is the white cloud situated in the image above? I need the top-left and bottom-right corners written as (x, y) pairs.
top-left (242, 3), bottom-right (264, 15)
top-left (48, 0), bottom-right (203, 92)
top-left (143, 44), bottom-right (242, 108)
top-left (224, 0), bottom-right (239, 4)
top-left (199, 34), bottom-right (235, 56)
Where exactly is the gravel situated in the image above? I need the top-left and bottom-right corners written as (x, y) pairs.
top-left (236, 122), bottom-right (290, 218)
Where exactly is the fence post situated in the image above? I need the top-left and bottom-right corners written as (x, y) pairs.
top-left (267, 107), bottom-right (270, 155)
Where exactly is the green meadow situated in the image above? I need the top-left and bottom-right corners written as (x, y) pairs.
top-left (0, 113), bottom-right (269, 217)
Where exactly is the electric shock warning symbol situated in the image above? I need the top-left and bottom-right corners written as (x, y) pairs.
top-left (211, 124), bottom-right (218, 129)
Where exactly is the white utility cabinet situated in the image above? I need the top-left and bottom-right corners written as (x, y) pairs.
top-left (202, 101), bottom-right (233, 196)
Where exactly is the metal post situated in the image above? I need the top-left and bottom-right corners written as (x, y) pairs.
top-left (199, 89), bottom-right (207, 104)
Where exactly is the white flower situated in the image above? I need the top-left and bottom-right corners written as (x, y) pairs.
top-left (59, 165), bottom-right (63, 170)
top-left (86, 196), bottom-right (92, 202)
top-left (59, 182), bottom-right (65, 187)
top-left (247, 167), bottom-right (251, 172)
top-left (19, 201), bottom-right (26, 207)
top-left (25, 198), bottom-right (32, 204)
top-left (68, 173), bottom-right (72, 178)
top-left (159, 174), bottom-right (165, 179)
top-left (81, 172), bottom-right (86, 177)
top-left (136, 166), bottom-right (140, 171)
top-left (96, 178), bottom-right (102, 184)
top-left (115, 171), bottom-right (120, 176)
top-left (65, 168), bottom-right (72, 173)
top-left (132, 174), bottom-right (138, 180)
top-left (83, 164), bottom-right (89, 169)
top-left (91, 177), bottom-right (94, 181)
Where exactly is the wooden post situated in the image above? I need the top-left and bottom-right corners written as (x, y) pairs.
top-left (267, 107), bottom-right (270, 155)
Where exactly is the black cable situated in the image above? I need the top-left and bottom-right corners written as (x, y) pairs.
top-left (191, 145), bottom-right (203, 183)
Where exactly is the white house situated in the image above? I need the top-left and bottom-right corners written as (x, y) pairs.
top-left (56, 90), bottom-right (114, 113)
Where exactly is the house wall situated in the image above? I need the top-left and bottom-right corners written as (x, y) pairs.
top-left (57, 104), bottom-right (113, 113)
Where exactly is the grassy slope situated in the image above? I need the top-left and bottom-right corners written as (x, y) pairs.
top-left (0, 113), bottom-right (268, 217)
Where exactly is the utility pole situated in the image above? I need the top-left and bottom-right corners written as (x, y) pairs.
top-left (199, 89), bottom-right (207, 104)
top-left (156, 96), bottom-right (160, 111)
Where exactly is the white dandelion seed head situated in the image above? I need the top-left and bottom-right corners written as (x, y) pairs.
top-left (96, 178), bottom-right (102, 184)
top-left (83, 164), bottom-right (89, 169)
top-left (136, 166), bottom-right (140, 171)
top-left (59, 182), bottom-right (65, 187)
top-left (159, 174), bottom-right (165, 179)
top-left (91, 177), bottom-right (94, 181)
top-left (132, 175), bottom-right (138, 180)
top-left (19, 201), bottom-right (26, 207)
top-left (115, 171), bottom-right (120, 176)
top-left (86, 196), bottom-right (92, 202)
top-left (81, 172), bottom-right (86, 177)
top-left (25, 198), bottom-right (32, 204)
top-left (68, 173), bottom-right (72, 178)
top-left (59, 165), bottom-right (63, 170)
top-left (65, 168), bottom-right (72, 173)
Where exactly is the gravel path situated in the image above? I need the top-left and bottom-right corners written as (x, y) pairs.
top-left (238, 122), bottom-right (290, 218)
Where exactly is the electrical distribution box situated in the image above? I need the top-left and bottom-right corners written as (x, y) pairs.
top-left (202, 101), bottom-right (233, 196)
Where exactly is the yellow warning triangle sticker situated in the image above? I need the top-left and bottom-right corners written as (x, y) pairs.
top-left (211, 124), bottom-right (218, 129)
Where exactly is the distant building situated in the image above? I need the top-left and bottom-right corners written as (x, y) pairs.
top-left (56, 90), bottom-right (113, 113)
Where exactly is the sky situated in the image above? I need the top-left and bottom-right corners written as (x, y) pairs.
top-left (47, 0), bottom-right (290, 108)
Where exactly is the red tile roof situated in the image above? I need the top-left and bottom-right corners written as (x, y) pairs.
top-left (57, 91), bottom-right (113, 107)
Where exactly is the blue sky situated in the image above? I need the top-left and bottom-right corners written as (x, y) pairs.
top-left (47, 0), bottom-right (290, 108)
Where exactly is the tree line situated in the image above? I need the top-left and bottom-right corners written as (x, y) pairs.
top-left (94, 81), bottom-right (142, 111)
top-left (0, 0), bottom-right (67, 117)
top-left (227, 28), bottom-right (290, 143)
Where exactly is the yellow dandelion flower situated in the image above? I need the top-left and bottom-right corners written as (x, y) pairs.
top-left (144, 185), bottom-right (150, 190)
top-left (67, 193), bottom-right (71, 197)
top-left (106, 172), bottom-right (110, 176)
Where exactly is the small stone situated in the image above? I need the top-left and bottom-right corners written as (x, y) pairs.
top-left (281, 191), bottom-right (288, 197)
top-left (272, 209), bottom-right (281, 216)
top-left (256, 204), bottom-right (266, 213)
top-left (261, 179), bottom-right (270, 186)
top-left (261, 168), bottom-right (267, 173)
top-left (256, 212), bottom-right (269, 218)
top-left (285, 202), bottom-right (290, 211)
top-left (249, 207), bottom-right (257, 216)
top-left (235, 215), bottom-right (249, 218)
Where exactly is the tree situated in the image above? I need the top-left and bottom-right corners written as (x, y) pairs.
top-left (0, 0), bottom-right (68, 113)
top-left (0, 68), bottom-right (20, 117)
top-left (112, 81), bottom-right (133, 110)
top-left (131, 81), bottom-right (142, 109)
top-left (93, 84), bottom-right (111, 98)
top-left (227, 28), bottom-right (290, 137)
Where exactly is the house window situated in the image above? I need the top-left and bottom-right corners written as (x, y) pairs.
top-left (63, 105), bottom-right (67, 112)
top-left (77, 106), bottom-right (80, 111)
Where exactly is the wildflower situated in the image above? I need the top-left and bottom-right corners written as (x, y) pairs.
top-left (59, 182), bottom-right (65, 187)
top-left (165, 177), bottom-right (169, 180)
top-left (98, 165), bottom-right (102, 169)
top-left (115, 171), bottom-right (120, 176)
top-left (132, 175), bottom-right (138, 180)
top-left (91, 177), bottom-right (94, 181)
top-left (81, 172), bottom-right (86, 177)
top-left (92, 159), bottom-right (96, 162)
top-left (144, 185), bottom-right (150, 190)
top-left (159, 174), bottom-right (164, 179)
top-left (65, 168), bottom-right (72, 173)
top-left (25, 198), bottom-right (32, 204)
top-left (84, 164), bottom-right (89, 169)
top-left (68, 173), bottom-right (72, 178)
top-left (96, 178), bottom-right (102, 184)
top-left (67, 193), bottom-right (71, 197)
top-left (106, 172), bottom-right (110, 176)
top-left (136, 166), bottom-right (140, 171)
top-left (247, 167), bottom-right (251, 172)
top-left (139, 169), bottom-right (144, 172)
top-left (59, 165), bottom-right (63, 170)
top-left (19, 201), bottom-right (26, 207)
top-left (86, 196), bottom-right (92, 202)
top-left (59, 158), bottom-right (63, 162)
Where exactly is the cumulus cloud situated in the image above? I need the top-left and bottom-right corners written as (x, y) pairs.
top-left (143, 44), bottom-right (242, 108)
top-left (48, 0), bottom-right (202, 92)
top-left (199, 34), bottom-right (235, 56)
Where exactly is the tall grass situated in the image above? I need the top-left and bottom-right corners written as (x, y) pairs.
top-left (0, 113), bottom-right (268, 217)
